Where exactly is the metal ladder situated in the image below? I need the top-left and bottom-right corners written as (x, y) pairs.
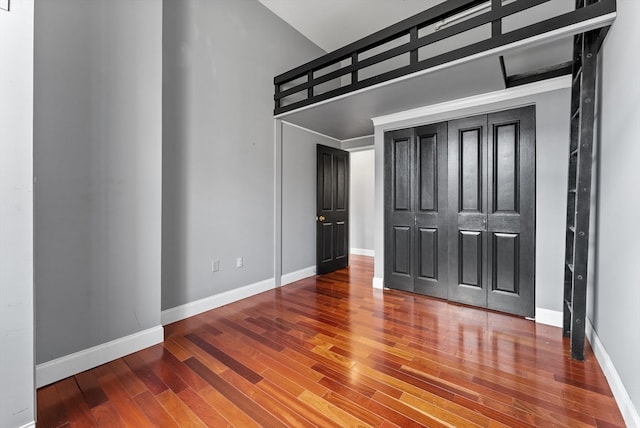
top-left (562, 26), bottom-right (600, 361)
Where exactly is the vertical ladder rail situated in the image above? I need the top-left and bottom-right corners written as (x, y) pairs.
top-left (563, 29), bottom-right (599, 361)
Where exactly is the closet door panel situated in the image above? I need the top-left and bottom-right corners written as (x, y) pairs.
top-left (486, 106), bottom-right (535, 317)
top-left (414, 122), bottom-right (448, 299)
top-left (384, 129), bottom-right (415, 292)
top-left (448, 115), bottom-right (488, 308)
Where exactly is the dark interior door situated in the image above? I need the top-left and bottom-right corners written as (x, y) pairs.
top-left (317, 144), bottom-right (349, 275)
top-left (384, 123), bottom-right (449, 297)
top-left (447, 107), bottom-right (535, 317)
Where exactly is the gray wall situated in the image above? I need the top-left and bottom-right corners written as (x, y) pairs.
top-left (0, 1), bottom-right (35, 426)
top-left (162, 0), bottom-right (325, 309)
top-left (373, 86), bottom-right (571, 313)
top-left (349, 149), bottom-right (375, 253)
top-left (282, 123), bottom-right (340, 275)
top-left (34, 0), bottom-right (163, 363)
top-left (593, 0), bottom-right (640, 417)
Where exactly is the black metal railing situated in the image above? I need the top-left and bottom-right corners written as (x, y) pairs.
top-left (273, 0), bottom-right (615, 115)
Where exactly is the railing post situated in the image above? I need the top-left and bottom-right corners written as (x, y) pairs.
top-left (491, 0), bottom-right (502, 37)
top-left (351, 52), bottom-right (358, 85)
top-left (307, 70), bottom-right (314, 100)
top-left (410, 27), bottom-right (418, 65)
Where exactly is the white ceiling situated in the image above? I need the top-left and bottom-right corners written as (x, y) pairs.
top-left (258, 0), bottom-right (446, 52)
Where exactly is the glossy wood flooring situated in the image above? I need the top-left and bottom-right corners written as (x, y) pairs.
top-left (37, 256), bottom-right (625, 427)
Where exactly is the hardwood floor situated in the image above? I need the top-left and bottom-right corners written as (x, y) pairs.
top-left (37, 255), bottom-right (625, 427)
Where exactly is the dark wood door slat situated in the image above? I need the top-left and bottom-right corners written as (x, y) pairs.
top-left (36, 256), bottom-right (624, 428)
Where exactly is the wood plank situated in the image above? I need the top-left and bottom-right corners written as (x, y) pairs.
top-left (372, 391), bottom-right (452, 428)
top-left (219, 367), bottom-right (316, 427)
top-left (54, 377), bottom-right (96, 428)
top-left (198, 386), bottom-right (260, 428)
top-left (133, 390), bottom-right (181, 428)
top-left (400, 392), bottom-right (489, 427)
top-left (137, 347), bottom-right (189, 394)
top-left (185, 333), bottom-right (263, 384)
top-left (177, 387), bottom-right (232, 428)
top-left (184, 357), bottom-right (287, 427)
top-left (75, 370), bottom-right (109, 408)
top-left (298, 389), bottom-right (371, 427)
top-left (91, 402), bottom-right (126, 428)
top-left (102, 359), bottom-right (147, 397)
top-left (155, 390), bottom-right (208, 428)
top-left (122, 353), bottom-right (168, 396)
top-left (95, 373), bottom-right (154, 427)
top-left (158, 347), bottom-right (209, 392)
top-left (257, 379), bottom-right (344, 428)
top-left (37, 384), bottom-right (68, 428)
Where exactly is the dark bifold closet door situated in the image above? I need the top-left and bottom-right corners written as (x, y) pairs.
top-left (448, 106), bottom-right (535, 317)
top-left (384, 122), bottom-right (449, 298)
top-left (384, 106), bottom-right (535, 318)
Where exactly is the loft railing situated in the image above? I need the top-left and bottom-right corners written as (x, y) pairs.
top-left (273, 0), bottom-right (615, 115)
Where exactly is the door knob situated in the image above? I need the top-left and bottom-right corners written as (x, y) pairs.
top-left (318, 215), bottom-right (326, 222)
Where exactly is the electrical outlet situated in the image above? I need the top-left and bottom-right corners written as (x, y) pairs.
top-left (236, 257), bottom-right (243, 268)
top-left (212, 259), bottom-right (220, 272)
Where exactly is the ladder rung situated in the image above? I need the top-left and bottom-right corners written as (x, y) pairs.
top-left (571, 108), bottom-right (581, 120)
top-left (573, 64), bottom-right (582, 82)
top-left (564, 298), bottom-right (573, 314)
top-left (566, 263), bottom-right (574, 272)
top-left (568, 226), bottom-right (575, 233)
top-left (568, 189), bottom-right (577, 193)
top-left (572, 68), bottom-right (582, 85)
top-left (570, 148), bottom-right (578, 157)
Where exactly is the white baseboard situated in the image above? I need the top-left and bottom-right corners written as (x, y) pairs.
top-left (586, 318), bottom-right (640, 428)
top-left (535, 307), bottom-right (563, 327)
top-left (281, 266), bottom-right (316, 286)
top-left (372, 276), bottom-right (384, 289)
top-left (18, 422), bottom-right (35, 428)
top-left (36, 325), bottom-right (164, 388)
top-left (161, 278), bottom-right (275, 326)
top-left (351, 248), bottom-right (375, 257)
